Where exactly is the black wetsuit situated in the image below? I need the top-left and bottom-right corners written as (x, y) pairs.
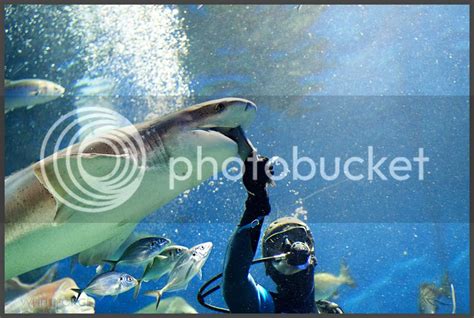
top-left (222, 191), bottom-right (316, 313)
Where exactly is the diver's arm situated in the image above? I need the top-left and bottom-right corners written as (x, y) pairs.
top-left (222, 155), bottom-right (274, 313)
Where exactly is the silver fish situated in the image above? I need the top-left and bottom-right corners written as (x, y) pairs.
top-left (145, 242), bottom-right (213, 309)
top-left (103, 236), bottom-right (170, 271)
top-left (5, 79), bottom-right (65, 112)
top-left (134, 245), bottom-right (189, 298)
top-left (72, 271), bottom-right (137, 299)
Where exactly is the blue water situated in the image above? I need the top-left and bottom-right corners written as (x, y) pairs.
top-left (5, 5), bottom-right (469, 314)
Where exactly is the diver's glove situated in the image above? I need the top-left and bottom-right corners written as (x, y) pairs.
top-left (240, 154), bottom-right (274, 225)
top-left (243, 153), bottom-right (274, 196)
top-left (316, 300), bottom-right (344, 314)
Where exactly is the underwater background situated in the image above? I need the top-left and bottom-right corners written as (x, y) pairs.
top-left (4, 4), bottom-right (469, 314)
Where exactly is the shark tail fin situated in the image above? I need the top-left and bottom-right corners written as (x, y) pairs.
top-left (340, 259), bottom-right (356, 288)
top-left (102, 259), bottom-right (118, 271)
top-left (133, 279), bottom-right (143, 299)
top-left (144, 290), bottom-right (163, 310)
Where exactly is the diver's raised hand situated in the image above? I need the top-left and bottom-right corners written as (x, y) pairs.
top-left (243, 153), bottom-right (274, 195)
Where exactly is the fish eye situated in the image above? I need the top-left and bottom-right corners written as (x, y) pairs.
top-left (33, 90), bottom-right (40, 96)
top-left (127, 276), bottom-right (132, 282)
top-left (71, 295), bottom-right (77, 302)
top-left (215, 103), bottom-right (225, 112)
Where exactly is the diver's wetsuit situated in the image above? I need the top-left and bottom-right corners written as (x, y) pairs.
top-left (222, 190), bottom-right (316, 313)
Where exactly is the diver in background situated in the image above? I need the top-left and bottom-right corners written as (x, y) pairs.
top-left (222, 154), bottom-right (343, 313)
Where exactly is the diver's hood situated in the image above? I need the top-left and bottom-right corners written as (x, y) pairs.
top-left (262, 217), bottom-right (316, 277)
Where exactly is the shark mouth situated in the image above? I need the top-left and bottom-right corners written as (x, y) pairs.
top-left (208, 126), bottom-right (256, 159)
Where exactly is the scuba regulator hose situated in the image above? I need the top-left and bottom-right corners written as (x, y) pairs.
top-left (197, 253), bottom-right (288, 313)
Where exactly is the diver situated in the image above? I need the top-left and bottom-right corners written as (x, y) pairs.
top-left (221, 153), bottom-right (343, 314)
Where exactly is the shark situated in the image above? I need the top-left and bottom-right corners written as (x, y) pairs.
top-left (5, 98), bottom-right (256, 279)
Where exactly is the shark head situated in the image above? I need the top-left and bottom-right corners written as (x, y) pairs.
top-left (142, 98), bottom-right (257, 190)
top-left (185, 97), bottom-right (257, 130)
top-left (144, 97), bottom-right (257, 169)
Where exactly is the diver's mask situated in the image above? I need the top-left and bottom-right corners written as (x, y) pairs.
top-left (263, 224), bottom-right (317, 276)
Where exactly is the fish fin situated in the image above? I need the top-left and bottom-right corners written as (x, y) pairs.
top-left (340, 259), bottom-right (356, 288)
top-left (143, 290), bottom-right (163, 310)
top-left (53, 202), bottom-right (74, 223)
top-left (434, 299), bottom-right (451, 306)
top-left (26, 104), bottom-right (35, 110)
top-left (33, 153), bottom-right (134, 223)
top-left (133, 279), bottom-right (142, 299)
top-left (198, 269), bottom-right (202, 280)
top-left (154, 255), bottom-right (168, 261)
top-left (78, 223), bottom-right (136, 267)
top-left (155, 290), bottom-right (162, 310)
top-left (440, 272), bottom-right (452, 297)
top-left (102, 259), bottom-right (118, 271)
top-left (70, 288), bottom-right (83, 302)
top-left (95, 264), bottom-right (105, 274)
top-left (34, 263), bottom-right (59, 287)
top-left (70, 254), bottom-right (79, 273)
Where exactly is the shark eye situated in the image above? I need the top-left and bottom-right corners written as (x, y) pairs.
top-left (215, 103), bottom-right (225, 112)
top-left (126, 276), bottom-right (132, 282)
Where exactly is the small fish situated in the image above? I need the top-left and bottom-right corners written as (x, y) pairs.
top-left (71, 272), bottom-right (138, 300)
top-left (103, 236), bottom-right (171, 271)
top-left (134, 245), bottom-right (189, 298)
top-left (5, 264), bottom-right (58, 303)
top-left (314, 260), bottom-right (356, 301)
top-left (5, 79), bottom-right (65, 113)
top-left (418, 272), bottom-right (452, 314)
top-left (5, 278), bottom-right (95, 313)
top-left (145, 242), bottom-right (213, 309)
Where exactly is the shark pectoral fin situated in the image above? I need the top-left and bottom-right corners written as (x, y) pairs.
top-left (78, 223), bottom-right (136, 267)
top-left (33, 153), bottom-right (135, 222)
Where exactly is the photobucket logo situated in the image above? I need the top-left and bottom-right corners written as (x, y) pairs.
top-left (39, 107), bottom-right (147, 213)
top-left (168, 146), bottom-right (429, 189)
